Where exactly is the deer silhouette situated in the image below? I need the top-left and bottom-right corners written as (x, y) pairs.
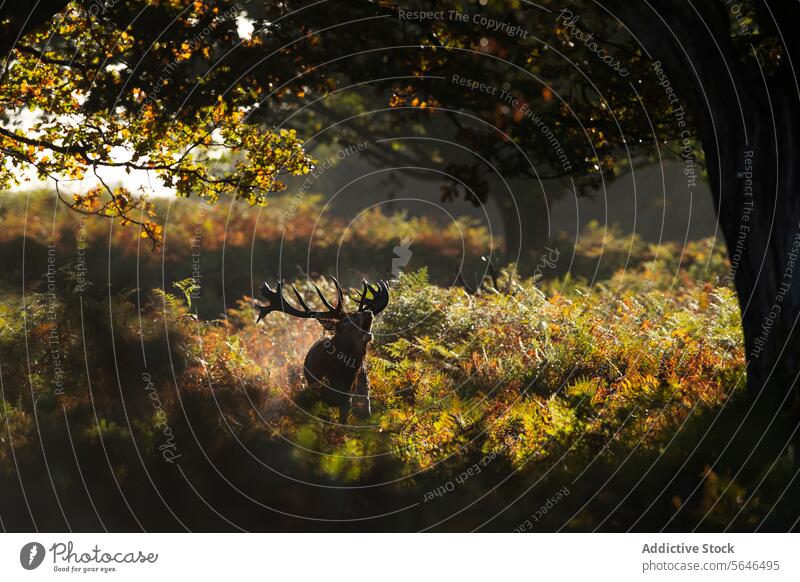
top-left (257, 277), bottom-right (389, 423)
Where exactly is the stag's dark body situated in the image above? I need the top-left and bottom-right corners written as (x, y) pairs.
top-left (304, 311), bottom-right (373, 421)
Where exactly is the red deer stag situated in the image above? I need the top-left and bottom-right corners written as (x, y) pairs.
top-left (256, 277), bottom-right (389, 423)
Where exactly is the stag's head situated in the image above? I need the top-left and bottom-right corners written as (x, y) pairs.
top-left (256, 276), bottom-right (389, 350)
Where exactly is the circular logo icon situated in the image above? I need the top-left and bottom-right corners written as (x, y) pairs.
top-left (19, 542), bottom-right (46, 570)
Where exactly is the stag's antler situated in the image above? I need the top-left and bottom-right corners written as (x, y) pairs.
top-left (257, 276), bottom-right (344, 325)
top-left (355, 280), bottom-right (390, 315)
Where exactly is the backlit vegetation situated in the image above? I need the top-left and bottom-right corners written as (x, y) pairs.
top-left (2, 192), bottom-right (788, 532)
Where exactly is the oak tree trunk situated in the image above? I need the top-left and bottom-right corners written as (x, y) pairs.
top-left (618, 0), bottom-right (800, 406)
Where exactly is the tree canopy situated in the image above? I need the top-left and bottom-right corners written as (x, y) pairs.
top-left (0, 0), bottom-right (696, 243)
